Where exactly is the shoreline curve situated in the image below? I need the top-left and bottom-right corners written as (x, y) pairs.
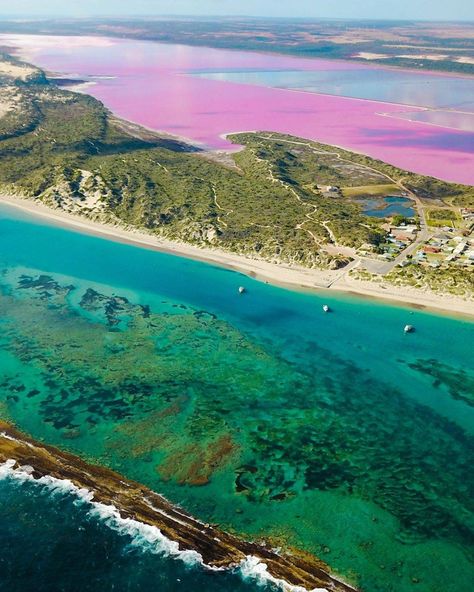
top-left (1, 194), bottom-right (472, 319)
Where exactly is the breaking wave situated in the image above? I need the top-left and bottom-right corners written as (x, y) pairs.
top-left (0, 459), bottom-right (327, 592)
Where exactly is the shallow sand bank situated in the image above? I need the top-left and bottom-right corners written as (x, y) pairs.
top-left (1, 195), bottom-right (472, 318)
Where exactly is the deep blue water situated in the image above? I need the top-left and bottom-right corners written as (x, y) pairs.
top-left (0, 476), bottom-right (275, 592)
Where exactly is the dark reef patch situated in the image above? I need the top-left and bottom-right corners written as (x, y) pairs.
top-left (403, 358), bottom-right (474, 407)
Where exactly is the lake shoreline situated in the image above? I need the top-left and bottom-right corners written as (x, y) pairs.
top-left (3, 33), bottom-right (473, 185)
top-left (1, 194), bottom-right (473, 319)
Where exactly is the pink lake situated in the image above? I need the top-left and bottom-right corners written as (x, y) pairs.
top-left (4, 35), bottom-right (474, 185)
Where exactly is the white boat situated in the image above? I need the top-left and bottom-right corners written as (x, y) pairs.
top-left (238, 286), bottom-right (246, 294)
top-left (404, 324), bottom-right (414, 333)
top-left (323, 304), bottom-right (330, 313)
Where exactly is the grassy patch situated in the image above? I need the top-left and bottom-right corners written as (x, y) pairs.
top-left (342, 184), bottom-right (400, 198)
top-left (426, 208), bottom-right (461, 228)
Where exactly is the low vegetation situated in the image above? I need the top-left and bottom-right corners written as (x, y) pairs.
top-left (343, 184), bottom-right (400, 198)
top-left (352, 265), bottom-right (474, 299)
top-left (426, 208), bottom-right (461, 227)
top-left (385, 265), bottom-right (474, 298)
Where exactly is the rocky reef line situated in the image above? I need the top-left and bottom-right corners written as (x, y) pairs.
top-left (0, 421), bottom-right (357, 592)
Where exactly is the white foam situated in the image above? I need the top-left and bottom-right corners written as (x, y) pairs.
top-left (0, 458), bottom-right (17, 478)
top-left (239, 555), bottom-right (328, 592)
top-left (0, 459), bottom-right (201, 566)
top-left (88, 501), bottom-right (202, 565)
top-left (0, 459), bottom-right (331, 592)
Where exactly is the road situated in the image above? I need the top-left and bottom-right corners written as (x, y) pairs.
top-left (255, 134), bottom-right (433, 276)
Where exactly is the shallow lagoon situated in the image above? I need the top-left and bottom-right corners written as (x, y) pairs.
top-left (193, 68), bottom-right (474, 112)
top-left (0, 204), bottom-right (473, 591)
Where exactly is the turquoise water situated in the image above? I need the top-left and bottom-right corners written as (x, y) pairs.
top-left (0, 203), bottom-right (473, 592)
top-left (359, 196), bottom-right (415, 218)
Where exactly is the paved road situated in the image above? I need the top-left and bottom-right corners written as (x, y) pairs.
top-left (255, 134), bottom-right (433, 276)
top-left (370, 191), bottom-right (432, 274)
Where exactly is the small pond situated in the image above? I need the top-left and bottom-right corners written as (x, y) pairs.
top-left (360, 196), bottom-right (415, 218)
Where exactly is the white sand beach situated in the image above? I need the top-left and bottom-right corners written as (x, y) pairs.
top-left (1, 194), bottom-right (473, 318)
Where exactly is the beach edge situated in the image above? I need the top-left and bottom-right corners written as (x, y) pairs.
top-left (1, 194), bottom-right (473, 319)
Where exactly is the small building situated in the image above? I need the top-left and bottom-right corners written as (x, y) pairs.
top-left (423, 245), bottom-right (441, 254)
top-left (391, 231), bottom-right (414, 242)
top-left (387, 238), bottom-right (406, 248)
top-left (461, 208), bottom-right (474, 220)
top-left (453, 241), bottom-right (467, 256)
top-left (391, 225), bottom-right (417, 241)
top-left (317, 185), bottom-right (341, 196)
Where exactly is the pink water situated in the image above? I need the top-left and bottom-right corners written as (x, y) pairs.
top-left (5, 35), bottom-right (474, 184)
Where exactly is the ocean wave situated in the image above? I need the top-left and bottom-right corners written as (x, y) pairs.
top-left (0, 459), bottom-right (328, 592)
top-left (0, 459), bottom-right (202, 565)
top-left (88, 501), bottom-right (203, 566)
top-left (240, 556), bottom-right (328, 592)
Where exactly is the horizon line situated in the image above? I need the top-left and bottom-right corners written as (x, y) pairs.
top-left (0, 14), bottom-right (473, 24)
